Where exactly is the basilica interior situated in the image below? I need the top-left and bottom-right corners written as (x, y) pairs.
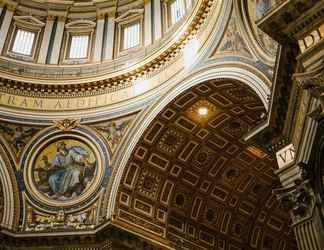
top-left (0, 0), bottom-right (323, 249)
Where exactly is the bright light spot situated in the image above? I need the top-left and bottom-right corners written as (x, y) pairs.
top-left (184, 36), bottom-right (199, 69)
top-left (198, 107), bottom-right (208, 116)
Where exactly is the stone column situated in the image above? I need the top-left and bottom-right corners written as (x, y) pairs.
top-left (153, 0), bottom-right (162, 41)
top-left (49, 14), bottom-right (66, 64)
top-left (275, 140), bottom-right (324, 249)
top-left (274, 177), bottom-right (324, 250)
top-left (103, 12), bottom-right (115, 60)
top-left (93, 11), bottom-right (105, 62)
top-left (144, 0), bottom-right (152, 46)
top-left (0, 3), bottom-right (17, 54)
top-left (38, 15), bottom-right (55, 64)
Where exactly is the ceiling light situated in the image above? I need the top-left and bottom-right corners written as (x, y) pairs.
top-left (198, 107), bottom-right (208, 116)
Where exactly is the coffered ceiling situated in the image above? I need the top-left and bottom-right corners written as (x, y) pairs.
top-left (115, 79), bottom-right (297, 250)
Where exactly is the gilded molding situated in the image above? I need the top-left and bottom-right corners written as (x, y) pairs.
top-left (54, 119), bottom-right (81, 131)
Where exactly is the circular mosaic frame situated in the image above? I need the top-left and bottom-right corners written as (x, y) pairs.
top-left (22, 127), bottom-right (109, 209)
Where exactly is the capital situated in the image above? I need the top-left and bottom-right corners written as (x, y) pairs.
top-left (47, 10), bottom-right (67, 22)
top-left (274, 180), bottom-right (315, 224)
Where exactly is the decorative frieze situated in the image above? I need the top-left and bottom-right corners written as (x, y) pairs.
top-left (24, 204), bottom-right (98, 232)
top-left (0, 224), bottom-right (164, 250)
top-left (298, 23), bottom-right (324, 53)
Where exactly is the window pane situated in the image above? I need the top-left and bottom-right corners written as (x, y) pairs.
top-left (170, 0), bottom-right (185, 25)
top-left (69, 35), bottom-right (89, 59)
top-left (12, 29), bottom-right (35, 56)
top-left (123, 22), bottom-right (140, 50)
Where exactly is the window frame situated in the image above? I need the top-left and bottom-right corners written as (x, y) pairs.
top-left (163, 0), bottom-right (187, 31)
top-left (63, 20), bottom-right (95, 64)
top-left (7, 16), bottom-right (44, 61)
top-left (115, 10), bottom-right (144, 57)
top-left (67, 33), bottom-right (91, 60)
top-left (11, 28), bottom-right (36, 56)
top-left (121, 19), bottom-right (141, 51)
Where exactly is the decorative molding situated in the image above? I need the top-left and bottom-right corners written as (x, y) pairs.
top-left (115, 9), bottom-right (144, 22)
top-left (13, 16), bottom-right (45, 29)
top-left (0, 224), bottom-right (166, 250)
top-left (65, 20), bottom-right (96, 30)
top-left (54, 119), bottom-right (81, 131)
top-left (0, 0), bottom-right (213, 92)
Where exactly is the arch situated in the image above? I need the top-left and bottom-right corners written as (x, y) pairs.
top-left (105, 64), bottom-right (271, 218)
top-left (0, 142), bottom-right (20, 230)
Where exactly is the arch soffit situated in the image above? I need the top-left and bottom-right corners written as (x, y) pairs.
top-left (104, 64), bottom-right (271, 217)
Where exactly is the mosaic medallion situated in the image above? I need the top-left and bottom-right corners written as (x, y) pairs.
top-left (33, 139), bottom-right (97, 201)
top-left (22, 127), bottom-right (110, 208)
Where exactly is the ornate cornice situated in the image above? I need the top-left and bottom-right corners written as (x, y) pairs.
top-left (257, 0), bottom-right (324, 44)
top-left (0, 224), bottom-right (165, 250)
top-left (0, 0), bottom-right (213, 97)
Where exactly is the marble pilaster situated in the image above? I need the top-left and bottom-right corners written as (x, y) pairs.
top-left (38, 16), bottom-right (55, 64)
top-left (0, 3), bottom-right (16, 53)
top-left (49, 15), bottom-right (66, 64)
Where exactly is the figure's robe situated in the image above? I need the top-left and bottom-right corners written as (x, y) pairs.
top-left (48, 146), bottom-right (89, 197)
